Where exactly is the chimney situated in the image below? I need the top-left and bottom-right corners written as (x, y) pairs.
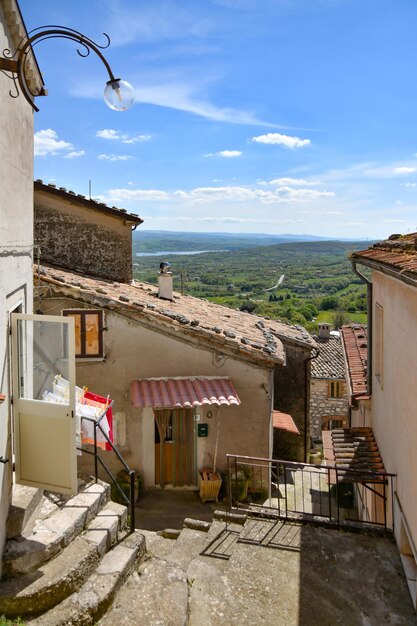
top-left (318, 323), bottom-right (331, 339)
top-left (158, 262), bottom-right (173, 300)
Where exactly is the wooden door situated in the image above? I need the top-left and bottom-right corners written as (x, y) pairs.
top-left (155, 409), bottom-right (196, 487)
top-left (11, 313), bottom-right (77, 494)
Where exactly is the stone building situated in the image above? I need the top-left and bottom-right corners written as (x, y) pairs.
top-left (310, 323), bottom-right (349, 442)
top-left (34, 180), bottom-right (143, 283)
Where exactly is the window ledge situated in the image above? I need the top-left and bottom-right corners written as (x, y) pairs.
top-left (76, 357), bottom-right (105, 364)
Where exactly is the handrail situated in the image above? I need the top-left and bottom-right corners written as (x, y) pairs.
top-left (226, 453), bottom-right (396, 532)
top-left (226, 453), bottom-right (396, 477)
top-left (78, 408), bottom-right (136, 533)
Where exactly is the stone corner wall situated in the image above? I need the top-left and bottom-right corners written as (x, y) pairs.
top-left (34, 201), bottom-right (132, 283)
top-left (310, 378), bottom-right (349, 440)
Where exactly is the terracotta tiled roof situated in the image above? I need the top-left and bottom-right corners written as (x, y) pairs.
top-left (36, 264), bottom-right (317, 367)
top-left (131, 377), bottom-right (240, 408)
top-left (311, 335), bottom-right (346, 379)
top-left (323, 428), bottom-right (385, 483)
top-left (351, 232), bottom-right (417, 278)
top-left (34, 180), bottom-right (143, 225)
top-left (272, 410), bottom-right (300, 435)
top-left (340, 324), bottom-right (369, 402)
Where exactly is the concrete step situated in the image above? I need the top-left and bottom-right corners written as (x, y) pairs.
top-left (165, 527), bottom-right (208, 571)
top-left (3, 482), bottom-right (110, 578)
top-left (28, 531), bottom-right (146, 626)
top-left (98, 555), bottom-right (188, 626)
top-left (0, 536), bottom-right (99, 618)
top-left (7, 485), bottom-right (43, 540)
top-left (83, 501), bottom-right (128, 555)
top-left (238, 518), bottom-right (302, 550)
top-left (138, 529), bottom-right (176, 561)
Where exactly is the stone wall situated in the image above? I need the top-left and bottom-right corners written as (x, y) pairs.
top-left (34, 192), bottom-right (133, 283)
top-left (273, 343), bottom-right (312, 463)
top-left (310, 378), bottom-right (349, 440)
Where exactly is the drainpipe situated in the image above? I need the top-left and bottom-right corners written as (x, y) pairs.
top-left (303, 347), bottom-right (320, 463)
top-left (351, 260), bottom-right (372, 397)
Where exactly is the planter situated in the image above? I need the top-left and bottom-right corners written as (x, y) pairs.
top-left (199, 470), bottom-right (222, 503)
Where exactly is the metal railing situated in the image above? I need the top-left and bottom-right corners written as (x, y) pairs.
top-left (226, 454), bottom-right (396, 532)
top-left (78, 402), bottom-right (136, 533)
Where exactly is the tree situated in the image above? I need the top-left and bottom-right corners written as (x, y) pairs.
top-left (332, 308), bottom-right (350, 330)
top-left (321, 295), bottom-right (339, 310)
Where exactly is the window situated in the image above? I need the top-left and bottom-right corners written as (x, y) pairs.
top-left (328, 380), bottom-right (342, 398)
top-left (63, 309), bottom-right (104, 358)
top-left (374, 303), bottom-right (383, 386)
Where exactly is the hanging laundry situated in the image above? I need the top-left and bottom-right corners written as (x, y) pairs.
top-left (84, 391), bottom-right (114, 451)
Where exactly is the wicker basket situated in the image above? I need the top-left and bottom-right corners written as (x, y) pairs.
top-left (199, 471), bottom-right (222, 503)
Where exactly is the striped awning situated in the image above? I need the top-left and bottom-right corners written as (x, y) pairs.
top-left (130, 377), bottom-right (241, 409)
top-left (272, 410), bottom-right (300, 435)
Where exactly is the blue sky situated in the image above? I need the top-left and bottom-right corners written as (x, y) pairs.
top-left (20, 0), bottom-right (417, 238)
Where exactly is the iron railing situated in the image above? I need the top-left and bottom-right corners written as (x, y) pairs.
top-left (226, 454), bottom-right (396, 532)
top-left (78, 401), bottom-right (136, 533)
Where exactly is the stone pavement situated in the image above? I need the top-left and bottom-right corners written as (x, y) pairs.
top-left (101, 514), bottom-right (417, 626)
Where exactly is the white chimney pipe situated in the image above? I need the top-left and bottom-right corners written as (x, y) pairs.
top-left (158, 263), bottom-right (173, 300)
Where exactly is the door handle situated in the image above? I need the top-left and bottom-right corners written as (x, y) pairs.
top-left (0, 457), bottom-right (9, 464)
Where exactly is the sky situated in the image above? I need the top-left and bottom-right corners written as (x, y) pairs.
top-left (18, 0), bottom-right (417, 239)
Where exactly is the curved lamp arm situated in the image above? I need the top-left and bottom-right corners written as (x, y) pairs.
top-left (0, 25), bottom-right (134, 112)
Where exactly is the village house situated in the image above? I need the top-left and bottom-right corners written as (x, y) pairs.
top-left (33, 182), bottom-right (317, 489)
top-left (310, 322), bottom-right (349, 444)
top-left (0, 0), bottom-right (45, 574)
top-left (350, 234), bottom-right (417, 610)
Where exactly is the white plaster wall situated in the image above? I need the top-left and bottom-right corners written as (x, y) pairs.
top-left (371, 272), bottom-right (417, 548)
top-left (0, 7), bottom-right (35, 574)
top-left (39, 299), bottom-right (273, 487)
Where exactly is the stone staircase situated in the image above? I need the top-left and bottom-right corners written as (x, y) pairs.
top-left (0, 479), bottom-right (145, 625)
top-left (1, 489), bottom-right (414, 625)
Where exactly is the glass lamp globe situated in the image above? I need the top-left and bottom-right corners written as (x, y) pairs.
top-left (104, 79), bottom-right (134, 111)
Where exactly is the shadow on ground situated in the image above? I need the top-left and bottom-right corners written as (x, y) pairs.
top-left (135, 489), bottom-right (226, 531)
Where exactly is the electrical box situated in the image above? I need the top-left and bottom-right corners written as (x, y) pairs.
top-left (197, 423), bottom-right (208, 437)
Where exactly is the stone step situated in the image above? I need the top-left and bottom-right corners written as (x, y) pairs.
top-left (28, 531), bottom-right (146, 626)
top-left (3, 482), bottom-right (110, 578)
top-left (7, 485), bottom-right (43, 540)
top-left (98, 556), bottom-right (188, 626)
top-left (138, 529), bottom-right (176, 560)
top-left (83, 501), bottom-right (128, 555)
top-left (165, 528), bottom-right (208, 571)
top-left (0, 536), bottom-right (99, 618)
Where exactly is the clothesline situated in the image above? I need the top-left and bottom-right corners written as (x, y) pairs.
top-left (42, 375), bottom-right (114, 453)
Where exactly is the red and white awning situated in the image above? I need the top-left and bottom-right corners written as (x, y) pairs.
top-left (131, 377), bottom-right (241, 409)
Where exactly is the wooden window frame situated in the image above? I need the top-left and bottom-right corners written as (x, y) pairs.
top-left (328, 380), bottom-right (342, 399)
top-left (63, 309), bottom-right (104, 359)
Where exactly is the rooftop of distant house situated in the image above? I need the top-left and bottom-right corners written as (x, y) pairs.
top-left (35, 263), bottom-right (317, 368)
top-left (351, 232), bottom-right (417, 279)
top-left (311, 333), bottom-right (345, 380)
top-left (340, 324), bottom-right (369, 403)
top-left (34, 179), bottom-right (143, 225)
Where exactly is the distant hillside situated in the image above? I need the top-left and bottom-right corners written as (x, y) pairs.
top-left (132, 230), bottom-right (353, 253)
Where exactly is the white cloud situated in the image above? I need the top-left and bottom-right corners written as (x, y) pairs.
top-left (34, 129), bottom-right (73, 157)
top-left (104, 188), bottom-right (170, 202)
top-left (204, 150), bottom-right (242, 158)
top-left (276, 186), bottom-right (334, 200)
top-left (64, 150), bottom-right (85, 159)
top-left (269, 177), bottom-right (320, 186)
top-left (96, 129), bottom-right (152, 144)
top-left (394, 166), bottom-right (417, 174)
top-left (403, 182), bottom-right (417, 188)
top-left (251, 132), bottom-right (311, 149)
top-left (98, 154), bottom-right (133, 162)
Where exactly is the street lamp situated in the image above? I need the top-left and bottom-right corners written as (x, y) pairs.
top-left (0, 25), bottom-right (134, 112)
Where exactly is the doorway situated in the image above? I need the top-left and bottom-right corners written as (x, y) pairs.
top-left (154, 408), bottom-right (197, 487)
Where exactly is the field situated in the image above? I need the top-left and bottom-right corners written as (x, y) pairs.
top-left (132, 232), bottom-right (370, 332)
